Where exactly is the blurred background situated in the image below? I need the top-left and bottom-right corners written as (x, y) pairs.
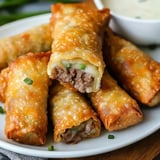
top-left (0, 0), bottom-right (82, 25)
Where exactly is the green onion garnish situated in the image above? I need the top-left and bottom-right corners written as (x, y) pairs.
top-left (65, 63), bottom-right (72, 69)
top-left (48, 145), bottom-right (54, 151)
top-left (78, 63), bottom-right (86, 70)
top-left (108, 134), bottom-right (115, 139)
top-left (23, 77), bottom-right (33, 85)
top-left (72, 126), bottom-right (78, 132)
top-left (135, 16), bottom-right (141, 19)
top-left (0, 106), bottom-right (5, 114)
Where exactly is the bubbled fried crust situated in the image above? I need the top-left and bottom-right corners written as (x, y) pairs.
top-left (5, 52), bottom-right (50, 145)
top-left (104, 28), bottom-right (160, 106)
top-left (49, 82), bottom-right (101, 143)
top-left (47, 3), bottom-right (110, 93)
top-left (0, 24), bottom-right (52, 70)
top-left (0, 67), bottom-right (10, 103)
top-left (89, 70), bottom-right (143, 131)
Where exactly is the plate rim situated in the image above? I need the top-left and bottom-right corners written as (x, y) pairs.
top-left (0, 124), bottom-right (159, 158)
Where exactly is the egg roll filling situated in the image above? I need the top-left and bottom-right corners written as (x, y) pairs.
top-left (61, 118), bottom-right (98, 144)
top-left (53, 59), bottom-right (99, 93)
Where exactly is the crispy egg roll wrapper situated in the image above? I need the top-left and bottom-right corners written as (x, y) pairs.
top-left (47, 3), bottom-right (110, 93)
top-left (89, 71), bottom-right (143, 131)
top-left (103, 29), bottom-right (160, 107)
top-left (5, 52), bottom-right (50, 145)
top-left (0, 68), bottom-right (9, 102)
top-left (0, 23), bottom-right (52, 69)
top-left (49, 82), bottom-right (101, 144)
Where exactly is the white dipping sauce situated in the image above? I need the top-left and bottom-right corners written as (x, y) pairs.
top-left (102, 0), bottom-right (160, 20)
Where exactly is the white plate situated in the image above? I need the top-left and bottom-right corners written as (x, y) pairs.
top-left (0, 14), bottom-right (160, 159)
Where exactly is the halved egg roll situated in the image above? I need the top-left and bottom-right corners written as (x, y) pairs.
top-left (88, 70), bottom-right (143, 131)
top-left (47, 3), bottom-right (110, 93)
top-left (103, 29), bottom-right (160, 107)
top-left (0, 23), bottom-right (52, 69)
top-left (49, 82), bottom-right (101, 144)
top-left (5, 52), bottom-right (50, 145)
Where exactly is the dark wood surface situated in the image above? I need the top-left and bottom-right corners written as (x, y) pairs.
top-left (50, 0), bottom-right (160, 159)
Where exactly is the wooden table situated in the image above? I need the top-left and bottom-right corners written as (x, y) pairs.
top-left (50, 0), bottom-right (160, 159)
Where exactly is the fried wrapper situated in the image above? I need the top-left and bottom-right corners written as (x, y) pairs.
top-left (47, 3), bottom-right (110, 93)
top-left (5, 52), bottom-right (50, 145)
top-left (103, 29), bottom-right (160, 107)
top-left (88, 70), bottom-right (143, 131)
top-left (0, 23), bottom-right (52, 69)
top-left (0, 67), bottom-right (9, 102)
top-left (49, 82), bottom-right (101, 144)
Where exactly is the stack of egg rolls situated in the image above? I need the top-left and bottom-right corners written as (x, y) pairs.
top-left (0, 2), bottom-right (158, 146)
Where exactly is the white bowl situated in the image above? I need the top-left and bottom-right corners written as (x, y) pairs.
top-left (94, 0), bottom-right (160, 45)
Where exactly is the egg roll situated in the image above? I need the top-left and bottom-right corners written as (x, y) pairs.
top-left (5, 52), bottom-right (50, 145)
top-left (49, 82), bottom-right (101, 144)
top-left (88, 70), bottom-right (143, 131)
top-left (0, 23), bottom-right (52, 69)
top-left (103, 29), bottom-right (160, 107)
top-left (47, 3), bottom-right (110, 93)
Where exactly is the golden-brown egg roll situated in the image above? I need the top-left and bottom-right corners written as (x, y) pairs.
top-left (47, 3), bottom-right (110, 93)
top-left (0, 23), bottom-right (52, 69)
top-left (5, 52), bottom-right (50, 145)
top-left (88, 70), bottom-right (143, 131)
top-left (49, 82), bottom-right (101, 144)
top-left (103, 29), bottom-right (160, 107)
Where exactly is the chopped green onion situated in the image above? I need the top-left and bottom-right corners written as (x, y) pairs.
top-left (23, 77), bottom-right (33, 85)
top-left (65, 63), bottom-right (72, 69)
top-left (78, 63), bottom-right (86, 70)
top-left (135, 16), bottom-right (141, 19)
top-left (108, 134), bottom-right (115, 139)
top-left (0, 0), bottom-right (82, 25)
top-left (72, 126), bottom-right (78, 132)
top-left (0, 106), bottom-right (5, 114)
top-left (0, 11), bottom-right (50, 25)
top-left (48, 145), bottom-right (54, 151)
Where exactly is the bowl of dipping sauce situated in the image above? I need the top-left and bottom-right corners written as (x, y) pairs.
top-left (94, 0), bottom-right (160, 45)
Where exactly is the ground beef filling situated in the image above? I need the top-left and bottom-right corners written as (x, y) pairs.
top-left (54, 66), bottom-right (94, 93)
top-left (61, 119), bottom-right (97, 144)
